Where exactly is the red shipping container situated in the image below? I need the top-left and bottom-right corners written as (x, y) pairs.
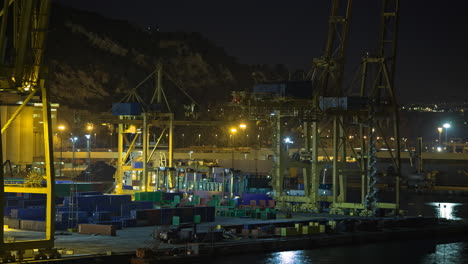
top-left (78, 224), bottom-right (116, 236)
top-left (132, 180), bottom-right (140, 187)
top-left (259, 200), bottom-right (266, 208)
top-left (268, 200), bottom-right (276, 208)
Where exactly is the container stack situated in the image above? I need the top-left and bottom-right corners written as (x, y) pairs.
top-left (3, 191), bottom-right (216, 232)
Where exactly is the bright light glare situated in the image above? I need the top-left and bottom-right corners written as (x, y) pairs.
top-left (437, 147), bottom-right (442, 152)
top-left (270, 251), bottom-right (300, 264)
top-left (230, 128), bottom-right (237, 133)
top-left (85, 134), bottom-right (91, 139)
top-left (284, 137), bottom-right (293, 144)
top-left (443, 123), bottom-right (451, 129)
top-left (428, 202), bottom-right (461, 220)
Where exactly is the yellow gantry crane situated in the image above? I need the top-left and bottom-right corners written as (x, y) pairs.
top-left (236, 0), bottom-right (401, 216)
top-left (0, 0), bottom-right (58, 259)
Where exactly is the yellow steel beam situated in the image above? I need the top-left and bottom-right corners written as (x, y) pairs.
top-left (0, 103), bottom-right (4, 247)
top-left (97, 117), bottom-right (229, 127)
top-left (40, 79), bottom-right (55, 241)
top-left (332, 202), bottom-right (397, 210)
top-left (0, 240), bottom-right (54, 251)
top-left (122, 133), bottom-right (139, 164)
top-left (0, 0), bottom-right (13, 17)
top-left (147, 127), bottom-right (166, 163)
top-left (168, 114), bottom-right (174, 188)
top-left (143, 113), bottom-right (149, 191)
top-left (1, 89), bottom-right (38, 134)
top-left (31, 0), bottom-right (51, 84)
top-left (375, 202), bottom-right (398, 209)
top-left (4, 186), bottom-right (48, 194)
top-left (116, 122), bottom-right (124, 194)
top-left (332, 202), bottom-right (365, 209)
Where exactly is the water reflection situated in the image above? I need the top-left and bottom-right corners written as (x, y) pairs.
top-left (427, 202), bottom-right (462, 220)
top-left (266, 250), bottom-right (312, 264)
top-left (423, 242), bottom-right (464, 263)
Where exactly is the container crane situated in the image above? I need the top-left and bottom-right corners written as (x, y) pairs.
top-left (0, 0), bottom-right (58, 260)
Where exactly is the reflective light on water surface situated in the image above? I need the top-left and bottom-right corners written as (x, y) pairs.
top-left (427, 202), bottom-right (462, 220)
top-left (266, 250), bottom-right (312, 264)
top-left (424, 242), bottom-right (464, 263)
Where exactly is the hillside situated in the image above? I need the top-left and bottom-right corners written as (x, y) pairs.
top-left (46, 4), bottom-right (254, 115)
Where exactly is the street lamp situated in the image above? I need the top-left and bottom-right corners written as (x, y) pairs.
top-left (198, 134), bottom-right (201, 146)
top-left (70, 137), bottom-right (78, 176)
top-left (85, 134), bottom-right (91, 181)
top-left (230, 128), bottom-right (238, 168)
top-left (443, 123), bottom-right (451, 149)
top-left (239, 123), bottom-right (247, 146)
top-left (284, 137), bottom-right (294, 157)
top-left (58, 125), bottom-right (65, 178)
top-left (437, 127), bottom-right (443, 145)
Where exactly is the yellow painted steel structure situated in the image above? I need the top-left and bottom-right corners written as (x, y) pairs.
top-left (0, 0), bottom-right (58, 258)
top-left (114, 113), bottom-right (175, 194)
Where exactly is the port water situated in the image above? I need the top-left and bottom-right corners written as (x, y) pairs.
top-left (194, 193), bottom-right (468, 264)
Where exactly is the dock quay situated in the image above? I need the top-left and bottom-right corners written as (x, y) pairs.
top-left (3, 215), bottom-right (467, 263)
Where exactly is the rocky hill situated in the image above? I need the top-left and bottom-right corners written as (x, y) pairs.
top-left (46, 4), bottom-right (254, 115)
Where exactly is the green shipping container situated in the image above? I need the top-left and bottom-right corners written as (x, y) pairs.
top-left (194, 215), bottom-right (201, 224)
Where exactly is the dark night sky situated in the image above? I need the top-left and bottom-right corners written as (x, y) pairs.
top-left (54, 0), bottom-right (468, 104)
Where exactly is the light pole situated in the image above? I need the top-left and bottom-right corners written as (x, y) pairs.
top-left (443, 123), bottom-right (451, 150)
top-left (86, 123), bottom-right (93, 138)
top-left (85, 134), bottom-right (91, 181)
top-left (230, 128), bottom-right (237, 169)
top-left (239, 123), bottom-right (247, 146)
top-left (86, 123), bottom-right (93, 179)
top-left (85, 135), bottom-right (91, 164)
top-left (284, 137), bottom-right (294, 157)
top-left (58, 125), bottom-right (65, 178)
top-left (437, 127), bottom-right (443, 150)
top-left (70, 137), bottom-right (78, 177)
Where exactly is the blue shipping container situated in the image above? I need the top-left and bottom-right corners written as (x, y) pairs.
top-left (112, 103), bottom-right (141, 116)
